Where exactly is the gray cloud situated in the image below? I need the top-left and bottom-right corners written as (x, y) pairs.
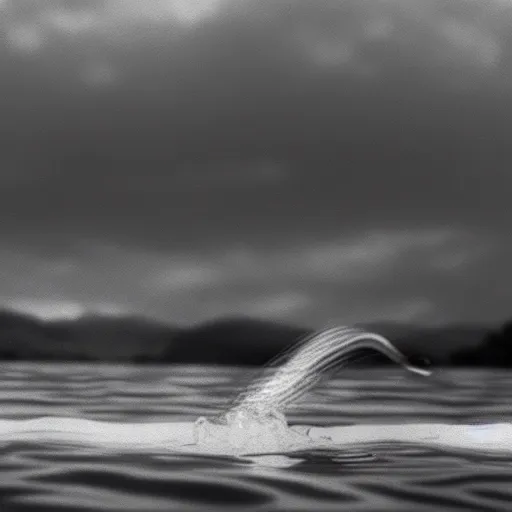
top-left (1, 0), bottom-right (511, 325)
top-left (0, 228), bottom-right (502, 326)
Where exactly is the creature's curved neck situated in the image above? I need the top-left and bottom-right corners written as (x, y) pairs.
top-left (226, 325), bottom-right (430, 417)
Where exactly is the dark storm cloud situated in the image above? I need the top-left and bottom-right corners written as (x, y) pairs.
top-left (0, 0), bottom-right (511, 324)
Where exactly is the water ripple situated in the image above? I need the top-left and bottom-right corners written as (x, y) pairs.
top-left (0, 365), bottom-right (512, 511)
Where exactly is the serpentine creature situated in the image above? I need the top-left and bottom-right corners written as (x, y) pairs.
top-left (194, 326), bottom-right (431, 453)
top-left (229, 325), bottom-right (430, 412)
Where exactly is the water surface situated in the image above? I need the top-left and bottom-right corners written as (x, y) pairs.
top-left (0, 363), bottom-right (511, 511)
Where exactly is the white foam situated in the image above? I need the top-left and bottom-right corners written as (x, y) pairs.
top-left (0, 417), bottom-right (512, 457)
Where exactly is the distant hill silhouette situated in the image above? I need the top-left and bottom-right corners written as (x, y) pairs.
top-left (0, 308), bottom-right (501, 366)
top-left (49, 316), bottom-right (180, 362)
top-left (0, 310), bottom-right (52, 360)
top-left (160, 316), bottom-right (310, 365)
top-left (0, 309), bottom-right (179, 362)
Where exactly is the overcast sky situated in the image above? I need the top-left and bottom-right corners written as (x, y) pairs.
top-left (0, 0), bottom-right (511, 327)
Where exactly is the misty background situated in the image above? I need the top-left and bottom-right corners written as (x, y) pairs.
top-left (0, 0), bottom-right (511, 364)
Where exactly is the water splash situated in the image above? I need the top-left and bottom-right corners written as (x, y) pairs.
top-left (194, 408), bottom-right (313, 454)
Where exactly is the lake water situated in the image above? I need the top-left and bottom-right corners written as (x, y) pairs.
top-left (1, 363), bottom-right (512, 511)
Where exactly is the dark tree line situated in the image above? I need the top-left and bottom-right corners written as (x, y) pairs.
top-left (450, 319), bottom-right (512, 367)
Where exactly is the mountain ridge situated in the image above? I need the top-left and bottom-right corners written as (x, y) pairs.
top-left (0, 309), bottom-right (499, 365)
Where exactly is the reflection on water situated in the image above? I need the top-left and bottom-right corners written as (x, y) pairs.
top-left (0, 363), bottom-right (512, 510)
